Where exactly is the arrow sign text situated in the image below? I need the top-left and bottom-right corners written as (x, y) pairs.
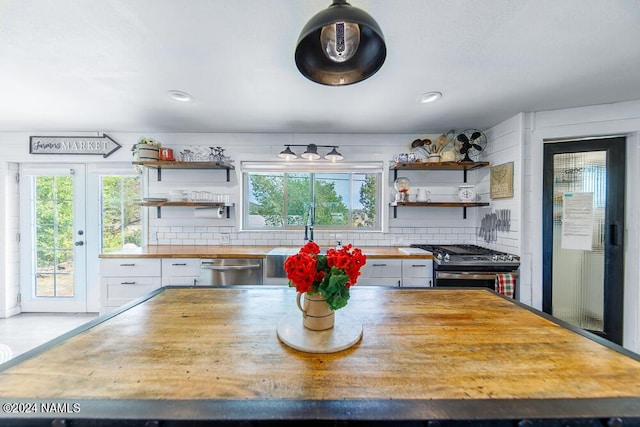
top-left (29, 134), bottom-right (122, 158)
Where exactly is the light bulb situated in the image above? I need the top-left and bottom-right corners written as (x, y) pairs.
top-left (320, 21), bottom-right (360, 63)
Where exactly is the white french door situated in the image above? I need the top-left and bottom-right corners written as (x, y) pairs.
top-left (20, 165), bottom-right (88, 312)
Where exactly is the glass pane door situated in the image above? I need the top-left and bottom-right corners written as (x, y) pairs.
top-left (543, 136), bottom-right (625, 345)
top-left (551, 151), bottom-right (606, 332)
top-left (20, 165), bottom-right (87, 312)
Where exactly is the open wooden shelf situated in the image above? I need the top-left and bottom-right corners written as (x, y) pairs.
top-left (390, 161), bottom-right (489, 181)
top-left (133, 161), bottom-right (235, 181)
top-left (138, 200), bottom-right (234, 218)
top-left (390, 160), bottom-right (490, 218)
top-left (391, 201), bottom-right (490, 208)
top-left (389, 201), bottom-right (490, 219)
top-left (390, 161), bottom-right (489, 171)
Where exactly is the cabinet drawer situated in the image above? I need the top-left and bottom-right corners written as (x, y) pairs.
top-left (357, 278), bottom-right (401, 287)
top-left (402, 277), bottom-right (433, 288)
top-left (104, 276), bottom-right (161, 287)
top-left (162, 259), bottom-right (200, 277)
top-left (402, 260), bottom-right (433, 278)
top-left (100, 259), bottom-right (161, 277)
top-left (105, 277), bottom-right (161, 303)
top-left (360, 259), bottom-right (402, 279)
top-left (162, 276), bottom-right (199, 287)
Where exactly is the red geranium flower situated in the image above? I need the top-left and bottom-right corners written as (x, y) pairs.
top-left (284, 242), bottom-right (367, 310)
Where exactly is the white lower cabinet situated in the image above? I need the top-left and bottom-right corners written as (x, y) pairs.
top-left (401, 259), bottom-right (433, 287)
top-left (100, 258), bottom-right (162, 314)
top-left (100, 255), bottom-right (434, 313)
top-left (161, 259), bottom-right (201, 287)
top-left (358, 259), bottom-right (402, 287)
top-left (358, 258), bottom-right (433, 287)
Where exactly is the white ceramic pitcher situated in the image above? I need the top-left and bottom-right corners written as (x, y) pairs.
top-left (416, 188), bottom-right (431, 202)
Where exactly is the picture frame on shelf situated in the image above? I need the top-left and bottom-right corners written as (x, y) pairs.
top-left (490, 162), bottom-right (514, 199)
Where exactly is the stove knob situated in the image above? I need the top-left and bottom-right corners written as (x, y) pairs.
top-left (507, 255), bottom-right (513, 261)
top-left (492, 255), bottom-right (498, 262)
top-left (436, 253), bottom-right (443, 261)
top-left (444, 254), bottom-right (450, 262)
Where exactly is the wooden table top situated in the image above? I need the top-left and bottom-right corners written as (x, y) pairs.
top-left (1, 287), bottom-right (640, 423)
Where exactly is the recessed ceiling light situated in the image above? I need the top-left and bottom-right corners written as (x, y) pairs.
top-left (168, 90), bottom-right (193, 102)
top-left (417, 91), bottom-right (442, 104)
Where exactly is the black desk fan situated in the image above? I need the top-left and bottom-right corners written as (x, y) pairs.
top-left (456, 129), bottom-right (487, 162)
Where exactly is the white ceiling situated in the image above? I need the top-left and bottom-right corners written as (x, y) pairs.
top-left (1, 0), bottom-right (639, 134)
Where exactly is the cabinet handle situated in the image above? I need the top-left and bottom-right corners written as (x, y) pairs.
top-left (172, 263), bottom-right (187, 266)
top-left (121, 281), bottom-right (136, 285)
top-left (120, 263), bottom-right (135, 266)
top-left (372, 263), bottom-right (387, 267)
top-left (411, 264), bottom-right (427, 268)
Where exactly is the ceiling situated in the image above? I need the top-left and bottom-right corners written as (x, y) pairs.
top-left (1, 0), bottom-right (639, 134)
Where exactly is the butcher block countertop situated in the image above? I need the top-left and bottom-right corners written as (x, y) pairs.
top-left (1, 287), bottom-right (640, 425)
top-left (98, 244), bottom-right (432, 259)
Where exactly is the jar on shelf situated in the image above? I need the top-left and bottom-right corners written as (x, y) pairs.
top-left (458, 185), bottom-right (476, 202)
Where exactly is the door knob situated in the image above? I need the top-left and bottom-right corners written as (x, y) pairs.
top-left (75, 241), bottom-right (84, 246)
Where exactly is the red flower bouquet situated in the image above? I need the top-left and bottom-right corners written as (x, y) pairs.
top-left (284, 241), bottom-right (367, 311)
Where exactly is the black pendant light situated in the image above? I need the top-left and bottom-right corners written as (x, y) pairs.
top-left (295, 0), bottom-right (386, 86)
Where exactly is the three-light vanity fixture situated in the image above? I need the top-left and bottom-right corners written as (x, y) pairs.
top-left (278, 144), bottom-right (343, 161)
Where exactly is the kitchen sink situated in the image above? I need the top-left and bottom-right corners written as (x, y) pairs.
top-left (266, 246), bottom-right (330, 279)
top-left (266, 248), bottom-right (298, 279)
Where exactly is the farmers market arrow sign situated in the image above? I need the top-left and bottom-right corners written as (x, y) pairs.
top-left (29, 134), bottom-right (121, 158)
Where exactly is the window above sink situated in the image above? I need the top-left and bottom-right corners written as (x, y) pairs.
top-left (241, 162), bottom-right (384, 233)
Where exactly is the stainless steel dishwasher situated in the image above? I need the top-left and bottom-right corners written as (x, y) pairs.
top-left (199, 259), bottom-right (263, 285)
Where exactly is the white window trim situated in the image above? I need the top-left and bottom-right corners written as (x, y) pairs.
top-left (240, 161), bottom-right (387, 233)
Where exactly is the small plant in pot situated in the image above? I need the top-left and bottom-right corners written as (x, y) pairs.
top-left (132, 137), bottom-right (161, 162)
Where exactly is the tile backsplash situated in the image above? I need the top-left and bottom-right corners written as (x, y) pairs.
top-left (149, 226), bottom-right (478, 247)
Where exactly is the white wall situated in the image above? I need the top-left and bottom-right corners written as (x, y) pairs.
top-left (526, 99), bottom-right (640, 353)
top-left (481, 114), bottom-right (527, 303)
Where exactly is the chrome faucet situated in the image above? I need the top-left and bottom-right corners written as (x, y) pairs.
top-left (304, 204), bottom-right (314, 242)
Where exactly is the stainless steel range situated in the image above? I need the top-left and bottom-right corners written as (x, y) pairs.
top-left (410, 244), bottom-right (520, 293)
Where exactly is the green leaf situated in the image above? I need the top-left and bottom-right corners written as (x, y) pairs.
top-left (316, 255), bottom-right (328, 272)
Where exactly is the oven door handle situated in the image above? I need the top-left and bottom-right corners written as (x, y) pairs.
top-left (436, 271), bottom-right (518, 281)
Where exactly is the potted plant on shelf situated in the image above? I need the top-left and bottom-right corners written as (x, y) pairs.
top-left (132, 137), bottom-right (161, 162)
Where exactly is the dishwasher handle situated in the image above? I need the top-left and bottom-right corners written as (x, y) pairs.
top-left (201, 263), bottom-right (262, 270)
top-left (436, 271), bottom-right (519, 281)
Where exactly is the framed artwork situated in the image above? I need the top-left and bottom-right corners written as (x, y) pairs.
top-left (490, 162), bottom-right (514, 199)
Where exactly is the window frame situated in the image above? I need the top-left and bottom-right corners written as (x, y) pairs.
top-left (99, 174), bottom-right (143, 252)
top-left (241, 162), bottom-right (384, 232)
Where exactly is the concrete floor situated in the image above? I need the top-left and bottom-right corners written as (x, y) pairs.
top-left (0, 312), bottom-right (98, 363)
